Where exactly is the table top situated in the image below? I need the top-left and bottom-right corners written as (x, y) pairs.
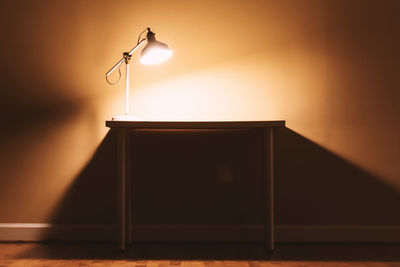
top-left (106, 120), bottom-right (285, 129)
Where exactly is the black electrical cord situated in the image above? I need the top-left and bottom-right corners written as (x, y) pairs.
top-left (105, 63), bottom-right (122, 85)
top-left (137, 28), bottom-right (149, 45)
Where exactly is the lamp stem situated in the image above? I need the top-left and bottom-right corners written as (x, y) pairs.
top-left (125, 61), bottom-right (130, 115)
top-left (123, 52), bottom-right (132, 116)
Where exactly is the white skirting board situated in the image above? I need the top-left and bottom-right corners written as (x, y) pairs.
top-left (0, 224), bottom-right (399, 242)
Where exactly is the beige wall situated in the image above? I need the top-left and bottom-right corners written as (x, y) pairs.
top-left (0, 0), bottom-right (399, 226)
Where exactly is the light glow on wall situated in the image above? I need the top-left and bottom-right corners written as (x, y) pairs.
top-left (1, 0), bottom-right (399, 225)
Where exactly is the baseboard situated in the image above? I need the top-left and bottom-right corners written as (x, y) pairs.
top-left (0, 223), bottom-right (399, 242)
top-left (276, 225), bottom-right (400, 242)
top-left (0, 223), bottom-right (116, 241)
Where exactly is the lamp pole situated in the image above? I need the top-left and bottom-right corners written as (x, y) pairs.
top-left (123, 52), bottom-right (131, 116)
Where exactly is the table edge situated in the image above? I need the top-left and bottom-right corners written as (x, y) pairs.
top-left (106, 120), bottom-right (286, 128)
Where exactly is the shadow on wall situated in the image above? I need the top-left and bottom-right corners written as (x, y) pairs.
top-left (43, 128), bottom-right (400, 241)
top-left (276, 127), bottom-right (400, 226)
top-left (42, 127), bottom-right (399, 239)
top-left (43, 128), bottom-right (400, 230)
top-left (46, 130), bottom-right (118, 226)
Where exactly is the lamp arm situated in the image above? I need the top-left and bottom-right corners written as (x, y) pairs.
top-left (129, 37), bottom-right (147, 56)
top-left (105, 38), bottom-right (147, 77)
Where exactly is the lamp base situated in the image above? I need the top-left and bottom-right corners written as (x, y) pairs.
top-left (112, 114), bottom-right (142, 121)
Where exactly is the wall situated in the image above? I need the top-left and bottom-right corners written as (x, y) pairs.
top-left (0, 0), bottom-right (399, 241)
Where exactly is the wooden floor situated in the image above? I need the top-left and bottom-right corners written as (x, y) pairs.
top-left (0, 242), bottom-right (399, 266)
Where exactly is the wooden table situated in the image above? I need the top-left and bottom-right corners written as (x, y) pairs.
top-left (106, 121), bottom-right (285, 251)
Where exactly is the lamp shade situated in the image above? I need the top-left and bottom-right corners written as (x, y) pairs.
top-left (140, 30), bottom-right (172, 65)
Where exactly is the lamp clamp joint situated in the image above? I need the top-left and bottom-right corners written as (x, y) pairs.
top-left (123, 52), bottom-right (132, 63)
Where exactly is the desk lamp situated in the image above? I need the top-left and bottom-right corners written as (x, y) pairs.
top-left (106, 27), bottom-right (172, 120)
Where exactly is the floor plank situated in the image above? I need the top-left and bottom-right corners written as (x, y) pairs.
top-left (0, 242), bottom-right (399, 266)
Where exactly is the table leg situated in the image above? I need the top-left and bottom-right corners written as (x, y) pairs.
top-left (126, 130), bottom-right (132, 244)
top-left (117, 128), bottom-right (127, 250)
top-left (264, 128), bottom-right (275, 251)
